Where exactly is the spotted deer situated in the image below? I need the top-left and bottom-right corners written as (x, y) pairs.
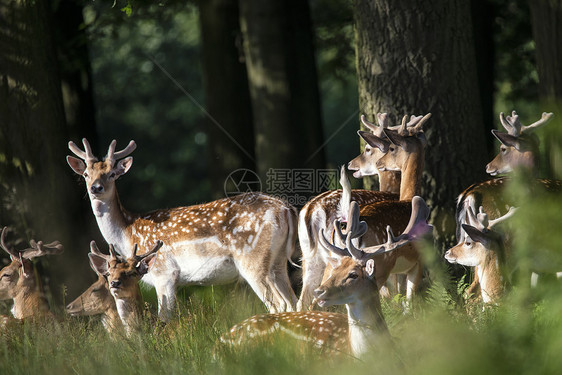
top-left (67, 139), bottom-right (298, 320)
top-left (296, 113), bottom-right (428, 311)
top-left (345, 114), bottom-right (431, 303)
top-left (445, 206), bottom-right (517, 304)
top-left (87, 240), bottom-right (162, 335)
top-left (0, 227), bottom-right (63, 321)
top-left (221, 197), bottom-right (431, 357)
top-left (66, 246), bottom-right (121, 334)
top-left (456, 111), bottom-right (560, 297)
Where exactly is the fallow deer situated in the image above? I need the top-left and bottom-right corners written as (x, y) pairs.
top-left (0, 227), bottom-right (63, 321)
top-left (297, 113), bottom-right (428, 311)
top-left (88, 240), bottom-right (163, 335)
top-left (445, 206), bottom-right (517, 304)
top-left (66, 246), bottom-right (121, 334)
top-left (67, 139), bottom-right (298, 320)
top-left (221, 197), bottom-right (432, 358)
top-left (455, 111), bottom-right (560, 297)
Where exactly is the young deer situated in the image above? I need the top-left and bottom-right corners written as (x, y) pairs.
top-left (456, 111), bottom-right (560, 297)
top-left (88, 240), bottom-right (163, 335)
top-left (445, 206), bottom-right (516, 304)
top-left (66, 247), bottom-right (121, 334)
top-left (0, 227), bottom-right (63, 321)
top-left (221, 197), bottom-right (432, 357)
top-left (67, 139), bottom-right (298, 320)
top-left (297, 113), bottom-right (427, 311)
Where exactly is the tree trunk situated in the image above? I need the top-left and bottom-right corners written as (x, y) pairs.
top-left (354, 0), bottom-right (488, 249)
top-left (0, 0), bottom-right (96, 301)
top-left (199, 0), bottom-right (256, 199)
top-left (529, 0), bottom-right (562, 178)
top-left (239, 0), bottom-right (326, 199)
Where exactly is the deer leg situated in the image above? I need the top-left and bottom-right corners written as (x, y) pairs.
top-left (153, 276), bottom-right (178, 322)
top-left (297, 253), bottom-right (326, 311)
top-left (271, 262), bottom-right (297, 312)
top-left (405, 262), bottom-right (423, 311)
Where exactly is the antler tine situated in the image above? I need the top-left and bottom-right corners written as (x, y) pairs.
top-left (521, 112), bottom-right (554, 134)
top-left (401, 196), bottom-right (433, 239)
top-left (406, 115), bottom-right (424, 127)
top-left (318, 229), bottom-right (349, 258)
top-left (105, 140), bottom-right (117, 164)
top-left (506, 111), bottom-right (523, 135)
top-left (499, 112), bottom-right (519, 136)
top-left (138, 240), bottom-right (164, 261)
top-left (0, 227), bottom-right (19, 258)
top-left (333, 219), bottom-right (348, 246)
top-left (345, 234), bottom-right (365, 261)
top-left (108, 244), bottom-right (119, 260)
top-left (112, 140), bottom-right (137, 161)
top-left (476, 206), bottom-right (489, 230)
top-left (21, 238), bottom-right (64, 260)
top-left (410, 113), bottom-right (432, 133)
top-left (398, 114), bottom-right (408, 135)
top-left (488, 206), bottom-right (517, 229)
top-left (361, 114), bottom-right (380, 134)
top-left (376, 113), bottom-right (389, 128)
top-left (68, 138), bottom-right (97, 164)
top-left (90, 240), bottom-right (111, 261)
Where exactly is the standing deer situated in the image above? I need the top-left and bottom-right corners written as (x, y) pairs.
top-left (297, 113), bottom-right (427, 311)
top-left (88, 241), bottom-right (163, 335)
top-left (66, 246), bottom-right (121, 334)
top-left (67, 139), bottom-right (298, 320)
top-left (445, 206), bottom-right (517, 304)
top-left (456, 111), bottom-right (560, 297)
top-left (221, 197), bottom-right (432, 357)
top-left (0, 227), bottom-right (63, 321)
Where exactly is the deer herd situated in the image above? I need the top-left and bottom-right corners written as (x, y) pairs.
top-left (0, 110), bottom-right (559, 359)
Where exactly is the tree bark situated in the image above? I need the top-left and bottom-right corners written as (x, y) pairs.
top-left (0, 0), bottom-right (96, 300)
top-left (529, 0), bottom-right (562, 178)
top-left (354, 0), bottom-right (488, 249)
top-left (199, 0), bottom-right (256, 199)
top-left (239, 0), bottom-right (326, 190)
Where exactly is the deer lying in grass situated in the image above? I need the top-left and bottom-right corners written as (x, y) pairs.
top-left (0, 227), bottom-right (63, 322)
top-left (297, 113), bottom-right (428, 311)
top-left (88, 240), bottom-right (163, 336)
top-left (221, 197), bottom-right (432, 358)
top-left (445, 206), bottom-right (516, 304)
top-left (67, 139), bottom-right (298, 320)
top-left (66, 245), bottom-right (121, 334)
top-left (456, 111), bottom-right (560, 297)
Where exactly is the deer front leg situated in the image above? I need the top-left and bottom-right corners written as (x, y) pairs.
top-left (297, 254), bottom-right (327, 311)
top-left (151, 271), bottom-right (179, 322)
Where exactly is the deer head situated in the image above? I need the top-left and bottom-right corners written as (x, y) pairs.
top-left (0, 227), bottom-right (63, 305)
top-left (486, 111), bottom-right (553, 175)
top-left (66, 139), bottom-right (137, 201)
top-left (445, 206), bottom-right (516, 267)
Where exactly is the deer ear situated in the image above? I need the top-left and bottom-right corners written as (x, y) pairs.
top-left (136, 253), bottom-right (157, 276)
top-left (462, 224), bottom-right (492, 249)
top-left (67, 156), bottom-right (86, 175)
top-left (382, 129), bottom-right (407, 148)
top-left (492, 130), bottom-right (520, 150)
top-left (365, 259), bottom-right (376, 278)
top-left (115, 157), bottom-right (133, 177)
top-left (358, 131), bottom-right (389, 152)
top-left (88, 253), bottom-right (109, 276)
top-left (19, 256), bottom-right (34, 278)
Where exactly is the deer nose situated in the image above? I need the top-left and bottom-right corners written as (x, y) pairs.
top-left (313, 288), bottom-right (324, 298)
top-left (90, 184), bottom-right (104, 194)
top-left (110, 280), bottom-right (121, 288)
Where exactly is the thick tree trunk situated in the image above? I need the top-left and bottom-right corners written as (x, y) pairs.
top-left (199, 0), bottom-right (256, 199)
top-left (529, 0), bottom-right (562, 178)
top-left (239, 0), bottom-right (326, 192)
top-left (354, 0), bottom-right (488, 249)
top-left (0, 0), bottom-right (95, 300)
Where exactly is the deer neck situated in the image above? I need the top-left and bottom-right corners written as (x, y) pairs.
top-left (11, 287), bottom-right (50, 320)
top-left (399, 150), bottom-right (424, 200)
top-left (478, 253), bottom-right (504, 304)
top-left (114, 288), bottom-right (143, 335)
top-left (101, 304), bottom-right (122, 333)
top-left (379, 171), bottom-right (401, 194)
top-left (91, 191), bottom-right (134, 257)
top-left (345, 282), bottom-right (389, 357)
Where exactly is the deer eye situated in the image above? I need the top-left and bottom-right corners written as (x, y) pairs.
top-left (365, 147), bottom-right (371, 154)
top-left (347, 272), bottom-right (358, 280)
top-left (389, 146), bottom-right (395, 152)
top-left (109, 172), bottom-right (116, 179)
top-left (1, 273), bottom-right (12, 280)
top-left (83, 172), bottom-right (89, 178)
top-left (501, 146), bottom-right (507, 153)
top-left (465, 241), bottom-right (472, 247)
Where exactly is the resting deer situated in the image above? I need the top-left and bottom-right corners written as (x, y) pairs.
top-left (66, 246), bottom-right (121, 334)
top-left (88, 240), bottom-right (163, 335)
top-left (67, 139), bottom-right (298, 320)
top-left (456, 111), bottom-right (560, 297)
top-left (297, 113), bottom-right (428, 311)
top-left (221, 197), bottom-right (432, 358)
top-left (445, 206), bottom-right (517, 304)
top-left (0, 227), bottom-right (63, 321)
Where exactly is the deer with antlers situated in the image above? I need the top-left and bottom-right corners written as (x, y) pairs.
top-left (221, 197), bottom-right (432, 357)
top-left (297, 113), bottom-right (429, 311)
top-left (445, 206), bottom-right (517, 304)
top-left (87, 240), bottom-right (163, 335)
top-left (66, 249), bottom-right (121, 334)
top-left (456, 111), bottom-right (560, 297)
top-left (67, 139), bottom-right (298, 320)
top-left (0, 227), bottom-right (63, 321)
